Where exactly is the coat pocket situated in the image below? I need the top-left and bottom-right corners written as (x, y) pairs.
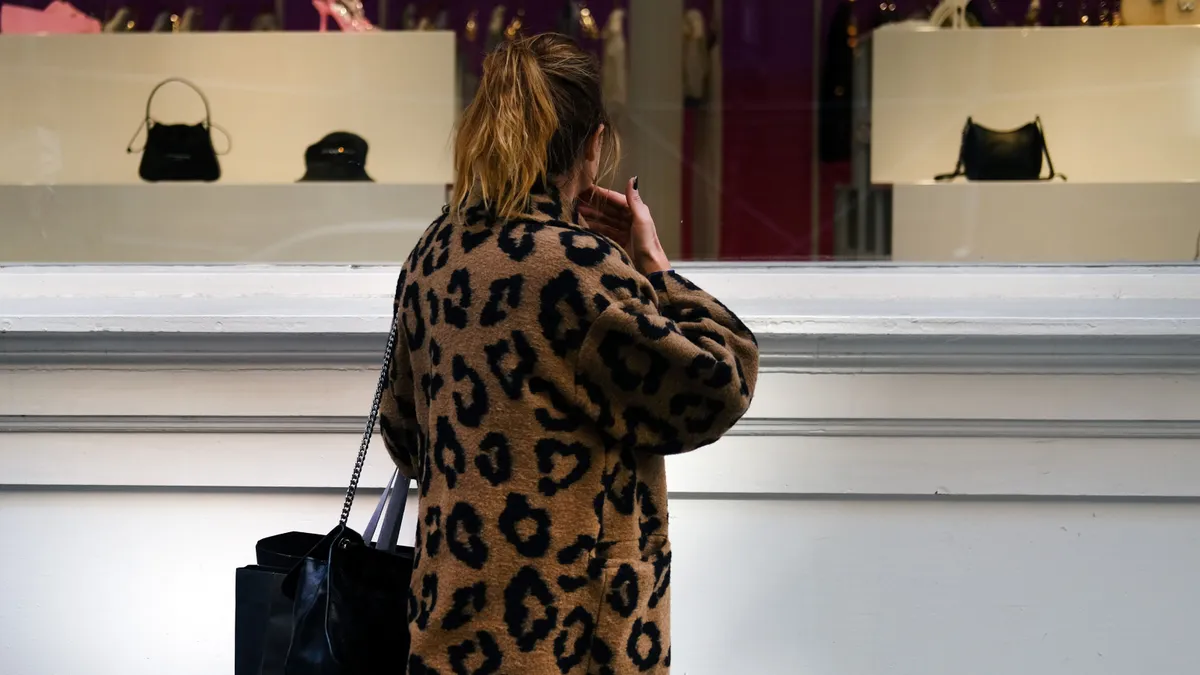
top-left (588, 543), bottom-right (673, 674)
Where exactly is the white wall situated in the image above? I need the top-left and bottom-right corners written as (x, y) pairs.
top-left (891, 182), bottom-right (1200, 262)
top-left (0, 32), bottom-right (456, 263)
top-left (869, 26), bottom-right (1200, 263)
top-left (0, 33), bottom-right (455, 185)
top-left (3, 265), bottom-right (1200, 675)
top-left (870, 25), bottom-right (1200, 184)
top-left (0, 184), bottom-right (444, 263)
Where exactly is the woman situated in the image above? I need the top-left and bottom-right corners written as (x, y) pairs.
top-left (379, 33), bottom-right (759, 675)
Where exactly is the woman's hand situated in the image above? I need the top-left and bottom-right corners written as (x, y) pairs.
top-left (579, 177), bottom-right (671, 275)
top-left (577, 185), bottom-right (632, 250)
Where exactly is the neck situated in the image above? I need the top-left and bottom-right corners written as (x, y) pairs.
top-left (554, 172), bottom-right (588, 209)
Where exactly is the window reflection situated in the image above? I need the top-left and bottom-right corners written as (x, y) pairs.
top-left (0, 1), bottom-right (1194, 264)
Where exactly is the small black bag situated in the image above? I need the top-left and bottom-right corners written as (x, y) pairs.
top-left (936, 116), bottom-right (1065, 181)
top-left (260, 311), bottom-right (413, 675)
top-left (126, 77), bottom-right (229, 182)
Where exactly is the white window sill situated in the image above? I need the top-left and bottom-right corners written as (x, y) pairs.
top-left (2, 263), bottom-right (1198, 373)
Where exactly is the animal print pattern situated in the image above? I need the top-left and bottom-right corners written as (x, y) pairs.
top-left (378, 187), bottom-right (759, 675)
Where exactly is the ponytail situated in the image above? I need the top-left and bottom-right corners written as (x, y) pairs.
top-left (451, 34), bottom-right (616, 220)
top-left (453, 39), bottom-right (557, 219)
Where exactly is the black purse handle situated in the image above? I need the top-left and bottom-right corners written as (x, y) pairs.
top-left (125, 77), bottom-right (231, 155)
top-left (278, 309), bottom-right (407, 599)
top-left (935, 116), bottom-right (1066, 182)
top-left (1033, 116), bottom-right (1065, 181)
top-left (339, 305), bottom-right (403, 526)
top-left (145, 77), bottom-right (212, 127)
top-left (933, 117), bottom-right (972, 182)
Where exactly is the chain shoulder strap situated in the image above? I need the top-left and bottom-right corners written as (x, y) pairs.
top-left (339, 309), bottom-right (401, 525)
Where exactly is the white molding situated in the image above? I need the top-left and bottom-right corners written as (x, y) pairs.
top-left (6, 428), bottom-right (1199, 498)
top-left (3, 264), bottom-right (1200, 373)
top-left (7, 415), bottom-right (1200, 439)
top-left (4, 369), bottom-right (1200, 420)
top-left (4, 332), bottom-right (1200, 374)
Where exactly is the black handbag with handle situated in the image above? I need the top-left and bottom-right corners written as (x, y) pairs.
top-left (235, 472), bottom-right (411, 675)
top-left (281, 311), bottom-right (414, 675)
top-left (126, 77), bottom-right (229, 182)
top-left (935, 116), bottom-right (1065, 181)
top-left (235, 310), bottom-right (413, 675)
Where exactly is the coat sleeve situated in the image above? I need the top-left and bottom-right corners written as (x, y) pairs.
top-left (378, 274), bottom-right (420, 479)
top-left (573, 268), bottom-right (759, 455)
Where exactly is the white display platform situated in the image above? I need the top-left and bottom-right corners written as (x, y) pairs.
top-left (892, 181), bottom-right (1200, 262)
top-left (0, 184), bottom-right (446, 262)
top-left (870, 26), bottom-right (1200, 184)
top-left (0, 33), bottom-right (454, 185)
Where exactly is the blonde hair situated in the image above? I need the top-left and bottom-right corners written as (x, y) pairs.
top-left (452, 33), bottom-right (619, 220)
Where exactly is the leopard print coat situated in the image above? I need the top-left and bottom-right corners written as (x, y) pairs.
top-left (378, 188), bottom-right (759, 675)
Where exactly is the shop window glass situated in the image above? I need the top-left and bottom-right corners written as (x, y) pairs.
top-left (0, 0), bottom-right (1190, 265)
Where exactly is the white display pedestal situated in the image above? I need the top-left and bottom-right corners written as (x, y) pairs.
top-left (0, 184), bottom-right (446, 262)
top-left (870, 26), bottom-right (1200, 184)
top-left (0, 33), bottom-right (455, 185)
top-left (892, 181), bottom-right (1200, 262)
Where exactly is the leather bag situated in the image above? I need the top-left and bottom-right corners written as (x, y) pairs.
top-left (281, 311), bottom-right (412, 675)
top-left (126, 78), bottom-right (228, 182)
top-left (936, 116), bottom-right (1064, 181)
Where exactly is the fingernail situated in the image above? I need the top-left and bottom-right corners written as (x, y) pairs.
top-left (633, 176), bottom-right (639, 190)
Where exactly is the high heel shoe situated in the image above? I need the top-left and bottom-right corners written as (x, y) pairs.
top-left (176, 6), bottom-right (201, 32)
top-left (103, 6), bottom-right (135, 32)
top-left (45, 1), bottom-right (101, 30)
top-left (313, 0), bottom-right (375, 32)
top-left (1, 1), bottom-right (100, 33)
top-left (149, 10), bottom-right (172, 32)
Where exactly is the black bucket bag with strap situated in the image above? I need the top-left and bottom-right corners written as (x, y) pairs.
top-left (126, 77), bottom-right (229, 182)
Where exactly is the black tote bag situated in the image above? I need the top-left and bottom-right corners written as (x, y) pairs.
top-left (234, 472), bottom-right (410, 675)
top-left (126, 77), bottom-right (229, 182)
top-left (237, 532), bottom-right (329, 675)
top-left (235, 310), bottom-right (414, 675)
top-left (935, 116), bottom-right (1065, 182)
top-left (282, 473), bottom-right (412, 675)
top-left (235, 533), bottom-right (319, 675)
